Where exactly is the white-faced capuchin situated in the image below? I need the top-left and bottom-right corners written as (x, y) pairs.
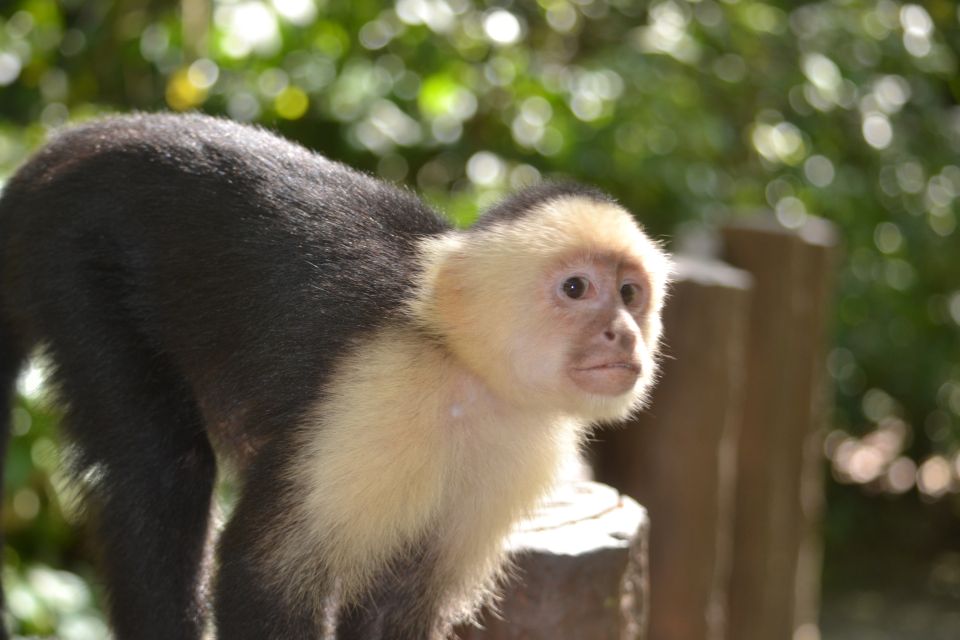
top-left (0, 113), bottom-right (671, 640)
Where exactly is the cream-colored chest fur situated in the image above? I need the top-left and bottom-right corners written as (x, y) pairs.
top-left (284, 328), bottom-right (584, 606)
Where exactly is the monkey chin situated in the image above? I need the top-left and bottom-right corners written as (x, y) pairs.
top-left (563, 375), bottom-right (649, 425)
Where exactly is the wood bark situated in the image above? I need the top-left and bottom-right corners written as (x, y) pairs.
top-left (721, 216), bottom-right (837, 640)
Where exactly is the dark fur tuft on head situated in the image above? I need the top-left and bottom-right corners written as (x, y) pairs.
top-left (471, 182), bottom-right (616, 231)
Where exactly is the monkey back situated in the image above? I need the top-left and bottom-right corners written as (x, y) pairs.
top-left (0, 113), bottom-right (451, 449)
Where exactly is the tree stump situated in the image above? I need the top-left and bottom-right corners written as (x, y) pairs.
top-left (457, 481), bottom-right (649, 640)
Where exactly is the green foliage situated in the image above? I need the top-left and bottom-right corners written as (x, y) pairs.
top-left (3, 564), bottom-right (105, 639)
top-left (0, 0), bottom-right (959, 631)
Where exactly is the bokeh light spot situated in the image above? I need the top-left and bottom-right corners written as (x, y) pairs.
top-left (466, 151), bottom-right (505, 186)
top-left (165, 67), bottom-right (208, 111)
top-left (274, 86), bottom-right (309, 120)
top-left (803, 155), bottom-right (835, 187)
top-left (874, 222), bottom-right (903, 254)
top-left (0, 53), bottom-right (23, 86)
top-left (862, 113), bottom-right (893, 149)
top-left (272, 0), bottom-right (317, 26)
top-left (918, 455), bottom-right (952, 499)
top-left (484, 10), bottom-right (522, 45)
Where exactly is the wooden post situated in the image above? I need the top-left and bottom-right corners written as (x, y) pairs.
top-left (721, 216), bottom-right (837, 640)
top-left (591, 257), bottom-right (753, 640)
top-left (181, 0), bottom-right (210, 59)
top-left (457, 482), bottom-right (650, 640)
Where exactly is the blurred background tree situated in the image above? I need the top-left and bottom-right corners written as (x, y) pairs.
top-left (0, 0), bottom-right (959, 637)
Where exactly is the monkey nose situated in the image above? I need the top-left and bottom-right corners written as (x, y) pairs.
top-left (602, 321), bottom-right (638, 350)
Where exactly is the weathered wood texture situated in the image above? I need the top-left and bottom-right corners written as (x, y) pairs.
top-left (591, 257), bottom-right (753, 640)
top-left (457, 482), bottom-right (649, 640)
top-left (721, 217), bottom-right (838, 640)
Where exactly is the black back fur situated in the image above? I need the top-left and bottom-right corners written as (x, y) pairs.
top-left (471, 180), bottom-right (614, 231)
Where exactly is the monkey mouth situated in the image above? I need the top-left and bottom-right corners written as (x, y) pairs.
top-left (569, 361), bottom-right (641, 395)
top-left (575, 362), bottom-right (640, 373)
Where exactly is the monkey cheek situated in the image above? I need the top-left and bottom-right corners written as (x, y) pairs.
top-left (568, 366), bottom-right (640, 396)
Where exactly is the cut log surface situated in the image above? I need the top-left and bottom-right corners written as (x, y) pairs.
top-left (457, 481), bottom-right (649, 640)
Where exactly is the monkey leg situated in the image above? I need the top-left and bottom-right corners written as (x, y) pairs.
top-left (214, 456), bottom-right (444, 639)
top-left (214, 444), bottom-right (329, 639)
top-left (47, 326), bottom-right (216, 640)
top-left (335, 543), bottom-right (445, 640)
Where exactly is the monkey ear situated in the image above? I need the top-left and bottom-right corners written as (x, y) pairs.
top-left (430, 252), bottom-right (469, 336)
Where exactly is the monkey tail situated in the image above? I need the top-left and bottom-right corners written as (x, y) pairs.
top-left (0, 321), bottom-right (22, 640)
top-left (0, 237), bottom-right (24, 464)
top-left (0, 219), bottom-right (25, 640)
top-left (0, 313), bottom-right (23, 455)
top-left (0, 312), bottom-right (23, 513)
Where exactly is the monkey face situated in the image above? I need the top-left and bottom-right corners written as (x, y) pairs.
top-left (550, 254), bottom-right (648, 397)
top-left (498, 249), bottom-right (661, 423)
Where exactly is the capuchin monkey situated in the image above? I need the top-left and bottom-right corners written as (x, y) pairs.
top-left (0, 113), bottom-right (671, 640)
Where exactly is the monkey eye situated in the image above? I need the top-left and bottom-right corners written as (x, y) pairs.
top-left (562, 276), bottom-right (589, 299)
top-left (620, 283), bottom-right (641, 306)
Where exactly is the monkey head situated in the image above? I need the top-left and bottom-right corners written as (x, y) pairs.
top-left (412, 194), bottom-right (672, 424)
